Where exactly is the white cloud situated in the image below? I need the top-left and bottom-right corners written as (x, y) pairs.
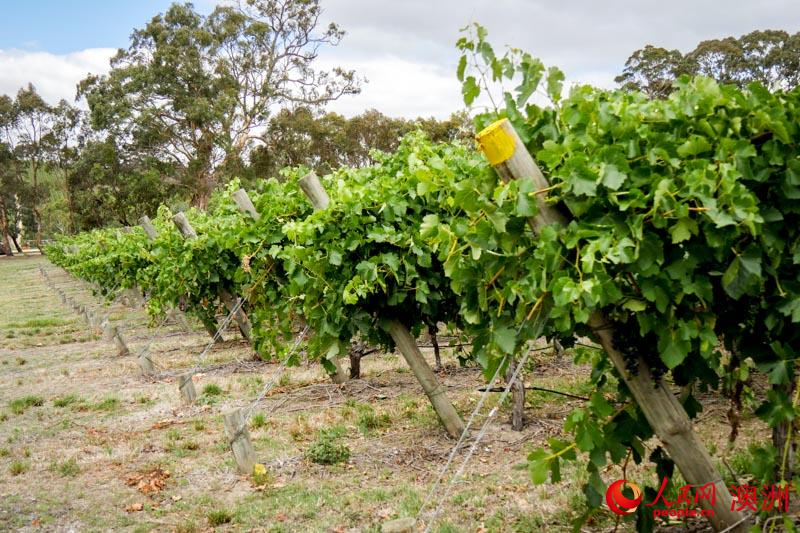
top-left (320, 56), bottom-right (461, 119)
top-left (0, 48), bottom-right (115, 105)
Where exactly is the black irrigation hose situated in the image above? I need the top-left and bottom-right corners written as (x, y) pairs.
top-left (477, 385), bottom-right (590, 402)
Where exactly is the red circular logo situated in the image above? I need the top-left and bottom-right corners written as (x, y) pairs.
top-left (606, 479), bottom-right (643, 516)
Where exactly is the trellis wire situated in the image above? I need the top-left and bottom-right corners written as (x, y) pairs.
top-left (417, 312), bottom-right (548, 531)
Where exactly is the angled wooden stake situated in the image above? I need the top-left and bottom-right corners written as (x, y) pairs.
top-left (223, 408), bottom-right (256, 474)
top-left (138, 350), bottom-right (155, 375)
top-left (178, 372), bottom-right (197, 403)
top-left (299, 172), bottom-right (465, 437)
top-left (296, 173), bottom-right (352, 385)
top-left (232, 189), bottom-right (260, 220)
top-left (476, 118), bottom-right (745, 531)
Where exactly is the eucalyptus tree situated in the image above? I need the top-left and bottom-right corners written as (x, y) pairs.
top-left (79, 0), bottom-right (360, 207)
top-left (617, 29), bottom-right (800, 97)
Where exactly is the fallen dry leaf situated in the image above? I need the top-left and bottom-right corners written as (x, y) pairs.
top-left (125, 502), bottom-right (144, 513)
top-left (150, 420), bottom-right (175, 430)
top-left (124, 467), bottom-right (171, 495)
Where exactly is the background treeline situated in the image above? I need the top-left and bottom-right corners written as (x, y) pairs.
top-left (0, 0), bottom-right (798, 253)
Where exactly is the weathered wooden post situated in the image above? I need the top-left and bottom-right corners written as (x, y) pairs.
top-left (178, 372), bottom-right (197, 403)
top-left (299, 172), bottom-right (465, 437)
top-left (232, 189), bottom-right (260, 221)
top-left (138, 350), bottom-right (155, 375)
top-left (475, 118), bottom-right (745, 531)
top-left (171, 212), bottom-right (253, 342)
top-left (386, 321), bottom-right (466, 438)
top-left (104, 323), bottom-right (130, 357)
top-left (223, 408), bottom-right (256, 474)
top-left (139, 215), bottom-right (158, 241)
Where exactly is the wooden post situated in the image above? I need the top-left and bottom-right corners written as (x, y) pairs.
top-left (223, 408), bottom-right (256, 474)
top-left (476, 118), bottom-right (746, 531)
top-left (101, 320), bottom-right (115, 341)
top-left (232, 189), bottom-right (260, 220)
top-left (138, 350), bottom-right (155, 375)
top-left (112, 328), bottom-right (130, 357)
top-left (298, 172), bottom-right (330, 210)
top-left (506, 356), bottom-right (525, 431)
top-left (139, 215), bottom-right (158, 241)
top-left (218, 288), bottom-right (253, 342)
top-left (387, 320), bottom-right (465, 439)
top-left (297, 172), bottom-right (349, 385)
top-left (178, 372), bottom-right (197, 403)
top-left (171, 212), bottom-right (197, 239)
top-left (171, 212), bottom-right (253, 342)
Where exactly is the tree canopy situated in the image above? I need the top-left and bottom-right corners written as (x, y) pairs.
top-left (616, 29), bottom-right (800, 97)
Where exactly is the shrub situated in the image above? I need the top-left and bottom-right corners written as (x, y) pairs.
top-left (306, 429), bottom-right (350, 465)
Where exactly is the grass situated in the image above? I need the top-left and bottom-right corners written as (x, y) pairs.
top-left (53, 394), bottom-right (80, 408)
top-left (202, 383), bottom-right (222, 396)
top-left (355, 405), bottom-right (391, 435)
top-left (9, 460), bottom-right (29, 476)
top-left (91, 396), bottom-right (120, 412)
top-left (49, 458), bottom-right (80, 477)
top-left (9, 395), bottom-right (44, 415)
top-left (207, 509), bottom-right (233, 526)
top-left (250, 412), bottom-right (267, 429)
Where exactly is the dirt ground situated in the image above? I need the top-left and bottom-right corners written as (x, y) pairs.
top-left (0, 255), bottom-right (777, 532)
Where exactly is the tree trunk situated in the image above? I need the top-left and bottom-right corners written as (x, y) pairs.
top-left (506, 356), bottom-right (525, 431)
top-left (200, 314), bottom-right (223, 342)
top-left (0, 196), bottom-right (13, 256)
top-left (219, 287), bottom-right (253, 343)
top-left (553, 338), bottom-right (565, 362)
top-left (349, 349), bottom-right (361, 379)
top-left (429, 323), bottom-right (442, 371)
top-left (31, 159), bottom-right (43, 250)
top-left (476, 118), bottom-right (746, 531)
top-left (773, 380), bottom-right (796, 480)
top-left (11, 234), bottom-right (23, 254)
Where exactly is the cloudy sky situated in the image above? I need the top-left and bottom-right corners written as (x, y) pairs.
top-left (1, 0), bottom-right (799, 118)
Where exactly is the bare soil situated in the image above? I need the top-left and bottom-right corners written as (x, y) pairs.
top-left (0, 255), bottom-right (773, 532)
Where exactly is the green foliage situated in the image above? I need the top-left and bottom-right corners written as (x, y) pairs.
top-left (202, 384), bottom-right (223, 396)
top-left (9, 395), bottom-right (44, 415)
top-left (47, 23), bottom-right (800, 529)
top-left (456, 23), bottom-right (800, 526)
top-left (206, 509), bottom-right (233, 526)
top-left (9, 460), bottom-right (28, 476)
top-left (306, 428), bottom-right (351, 465)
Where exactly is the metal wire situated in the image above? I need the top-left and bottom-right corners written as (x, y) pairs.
top-left (417, 312), bottom-right (548, 532)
